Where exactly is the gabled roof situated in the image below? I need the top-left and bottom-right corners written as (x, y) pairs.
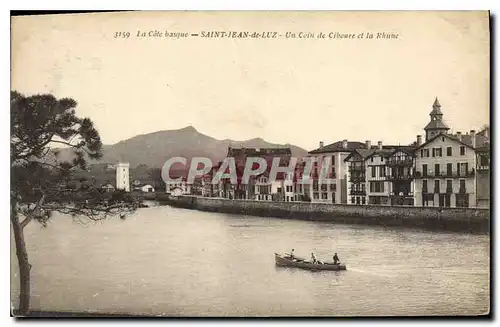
top-left (364, 149), bottom-right (394, 160)
top-left (387, 146), bottom-right (416, 157)
top-left (344, 148), bottom-right (375, 162)
top-left (424, 119), bottom-right (449, 130)
top-left (309, 140), bottom-right (365, 154)
top-left (416, 132), bottom-right (475, 151)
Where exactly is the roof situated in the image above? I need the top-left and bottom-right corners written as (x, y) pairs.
top-left (344, 148), bottom-right (375, 162)
top-left (309, 140), bottom-right (365, 154)
top-left (416, 132), bottom-right (475, 151)
top-left (429, 97), bottom-right (443, 116)
top-left (364, 149), bottom-right (394, 160)
top-left (387, 147), bottom-right (417, 157)
top-left (227, 147), bottom-right (292, 157)
top-left (424, 119), bottom-right (450, 130)
top-left (450, 133), bottom-right (489, 149)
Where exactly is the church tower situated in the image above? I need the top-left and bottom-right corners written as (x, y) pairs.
top-left (424, 97), bottom-right (450, 141)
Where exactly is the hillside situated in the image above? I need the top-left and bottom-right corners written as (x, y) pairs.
top-left (54, 126), bottom-right (309, 168)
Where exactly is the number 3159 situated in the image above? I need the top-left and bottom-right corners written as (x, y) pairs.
top-left (114, 32), bottom-right (130, 38)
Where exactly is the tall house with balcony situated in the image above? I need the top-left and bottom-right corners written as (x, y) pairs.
top-left (414, 98), bottom-right (490, 208)
top-left (345, 147), bottom-right (374, 205)
top-left (365, 144), bottom-right (393, 205)
top-left (386, 148), bottom-right (416, 206)
top-left (308, 140), bottom-right (365, 204)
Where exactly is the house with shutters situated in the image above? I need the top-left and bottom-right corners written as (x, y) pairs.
top-left (413, 98), bottom-right (489, 208)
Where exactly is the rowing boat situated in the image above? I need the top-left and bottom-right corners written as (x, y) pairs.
top-left (274, 253), bottom-right (347, 271)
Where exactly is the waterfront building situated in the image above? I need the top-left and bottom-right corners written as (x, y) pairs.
top-left (165, 179), bottom-right (191, 196)
top-left (115, 162), bottom-right (130, 192)
top-left (222, 146), bottom-right (293, 200)
top-left (413, 98), bottom-right (490, 208)
top-left (345, 147), bottom-right (374, 205)
top-left (386, 147), bottom-right (416, 206)
top-left (308, 140), bottom-right (366, 204)
top-left (365, 143), bottom-right (393, 205)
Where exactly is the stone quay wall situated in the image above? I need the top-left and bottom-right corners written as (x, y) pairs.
top-left (162, 195), bottom-right (490, 233)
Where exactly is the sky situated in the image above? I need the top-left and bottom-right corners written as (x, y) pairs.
top-left (11, 11), bottom-right (490, 151)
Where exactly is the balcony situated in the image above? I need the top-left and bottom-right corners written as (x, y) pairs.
top-left (446, 188), bottom-right (453, 194)
top-left (350, 190), bottom-right (366, 196)
top-left (349, 175), bottom-right (366, 182)
top-left (387, 158), bottom-right (413, 166)
top-left (458, 188), bottom-right (467, 194)
top-left (390, 191), bottom-right (414, 197)
top-left (387, 174), bottom-right (413, 181)
top-left (414, 169), bottom-right (475, 179)
top-left (348, 166), bottom-right (365, 173)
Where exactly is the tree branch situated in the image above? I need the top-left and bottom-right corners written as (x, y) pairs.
top-left (20, 191), bottom-right (45, 229)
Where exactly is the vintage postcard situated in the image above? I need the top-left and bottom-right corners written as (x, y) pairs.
top-left (10, 11), bottom-right (490, 317)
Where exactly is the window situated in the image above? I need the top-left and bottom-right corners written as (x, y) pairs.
top-left (331, 155), bottom-right (335, 166)
top-left (446, 180), bottom-right (452, 192)
top-left (442, 137), bottom-right (445, 142)
top-left (351, 197), bottom-right (355, 204)
top-left (313, 180), bottom-right (318, 191)
top-left (434, 180), bottom-right (440, 193)
top-left (330, 183), bottom-right (336, 191)
top-left (380, 166), bottom-right (386, 177)
top-left (460, 146), bottom-right (466, 156)
top-left (321, 184), bottom-right (327, 191)
top-left (322, 192), bottom-right (328, 199)
top-left (371, 157), bottom-right (374, 162)
top-left (420, 149), bottom-right (424, 157)
top-left (435, 164), bottom-right (440, 176)
top-left (437, 148), bottom-right (442, 157)
top-left (459, 180), bottom-right (466, 193)
top-left (447, 163), bottom-right (452, 176)
top-left (480, 155), bottom-right (489, 167)
top-left (422, 164), bottom-right (428, 177)
top-left (447, 147), bottom-right (452, 156)
top-left (456, 194), bottom-right (469, 208)
top-left (458, 163), bottom-right (468, 177)
top-left (361, 197), bottom-right (366, 205)
top-left (372, 166), bottom-right (376, 177)
top-left (423, 180), bottom-right (428, 193)
top-left (313, 192), bottom-right (319, 199)
top-left (432, 148), bottom-right (436, 157)
top-left (381, 157), bottom-right (384, 162)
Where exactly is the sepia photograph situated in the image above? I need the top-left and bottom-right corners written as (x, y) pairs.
top-left (10, 10), bottom-right (491, 317)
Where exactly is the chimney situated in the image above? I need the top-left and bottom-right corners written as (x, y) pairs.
top-left (416, 135), bottom-right (422, 146)
top-left (342, 139), bottom-right (348, 149)
top-left (365, 140), bottom-right (371, 149)
top-left (456, 132), bottom-right (462, 141)
top-left (319, 141), bottom-right (324, 149)
top-left (470, 130), bottom-right (476, 148)
top-left (377, 141), bottom-right (382, 150)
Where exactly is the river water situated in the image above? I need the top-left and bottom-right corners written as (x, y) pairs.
top-left (11, 204), bottom-right (490, 316)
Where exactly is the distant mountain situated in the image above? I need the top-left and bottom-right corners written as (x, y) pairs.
top-left (53, 126), bottom-right (309, 168)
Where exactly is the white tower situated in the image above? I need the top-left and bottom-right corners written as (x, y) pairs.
top-left (116, 162), bottom-right (130, 192)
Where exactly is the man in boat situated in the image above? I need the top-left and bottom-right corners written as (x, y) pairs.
top-left (289, 249), bottom-right (295, 259)
top-left (333, 253), bottom-right (340, 265)
top-left (311, 252), bottom-right (317, 264)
